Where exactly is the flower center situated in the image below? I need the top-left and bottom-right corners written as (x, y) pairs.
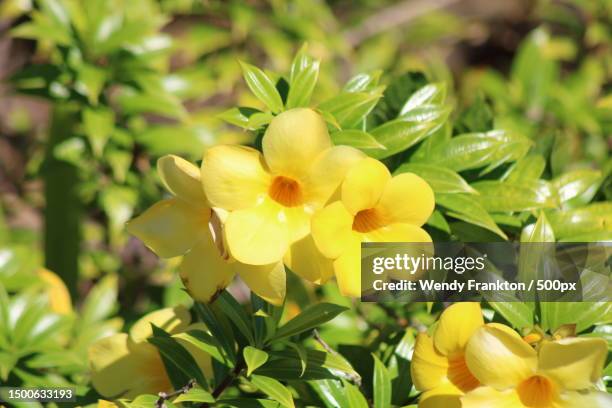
top-left (517, 375), bottom-right (556, 408)
top-left (352, 208), bottom-right (386, 233)
top-left (447, 354), bottom-right (480, 392)
top-left (269, 176), bottom-right (303, 207)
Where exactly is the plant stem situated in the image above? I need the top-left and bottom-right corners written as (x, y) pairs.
top-left (200, 361), bottom-right (245, 407)
top-left (43, 103), bottom-right (81, 298)
top-left (156, 379), bottom-right (196, 408)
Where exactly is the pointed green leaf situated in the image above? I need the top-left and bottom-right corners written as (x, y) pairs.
top-left (372, 355), bottom-right (391, 408)
top-left (286, 49), bottom-right (319, 109)
top-left (245, 346), bottom-right (269, 376)
top-left (436, 193), bottom-right (507, 239)
top-left (330, 129), bottom-right (385, 150)
top-left (395, 163), bottom-right (477, 194)
top-left (250, 375), bottom-right (294, 408)
top-left (268, 303), bottom-right (348, 342)
top-left (239, 61), bottom-right (284, 113)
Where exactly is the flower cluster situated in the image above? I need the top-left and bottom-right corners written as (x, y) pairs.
top-left (412, 303), bottom-right (611, 407)
top-left (128, 108), bottom-right (435, 303)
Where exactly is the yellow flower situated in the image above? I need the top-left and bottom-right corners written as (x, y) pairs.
top-left (127, 155), bottom-right (286, 305)
top-left (37, 268), bottom-right (72, 315)
top-left (201, 108), bottom-right (364, 284)
top-left (311, 158), bottom-right (434, 296)
top-left (461, 324), bottom-right (611, 408)
top-left (411, 303), bottom-right (484, 408)
top-left (89, 306), bottom-right (212, 399)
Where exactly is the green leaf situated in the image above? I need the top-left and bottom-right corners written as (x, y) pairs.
top-left (249, 375), bottom-right (295, 408)
top-left (488, 302), bottom-right (533, 329)
top-left (309, 380), bottom-right (348, 408)
top-left (471, 180), bottom-right (555, 212)
top-left (244, 346), bottom-right (269, 376)
top-left (540, 302), bottom-right (612, 333)
top-left (172, 387), bottom-right (214, 403)
top-left (75, 63), bottom-right (106, 105)
top-left (239, 61), bottom-right (284, 113)
top-left (511, 28), bottom-right (559, 112)
top-left (217, 291), bottom-right (255, 345)
top-left (395, 163), bottom-right (476, 194)
top-left (399, 82), bottom-right (446, 115)
top-left (286, 49), bottom-right (319, 109)
top-left (318, 90), bottom-right (383, 129)
top-left (372, 355), bottom-right (391, 408)
top-left (343, 70), bottom-right (382, 93)
top-left (194, 302), bottom-right (237, 365)
top-left (368, 117), bottom-right (439, 159)
top-left (552, 169), bottom-right (601, 203)
top-left (454, 93), bottom-right (494, 133)
top-left (505, 155), bottom-right (546, 183)
top-left (343, 380), bottom-right (369, 408)
top-left (436, 194), bottom-right (507, 239)
top-left (268, 303), bottom-right (348, 342)
top-left (369, 71), bottom-right (428, 125)
top-left (83, 107), bottom-right (114, 158)
top-left (80, 275), bottom-right (118, 326)
top-left (148, 325), bottom-right (208, 389)
top-left (548, 203), bottom-right (612, 239)
top-left (259, 348), bottom-right (358, 381)
top-left (217, 398), bottom-right (282, 408)
top-left (117, 88), bottom-right (187, 120)
top-left (173, 330), bottom-right (229, 365)
top-left (218, 107), bottom-right (262, 129)
top-left (520, 211), bottom-right (555, 243)
top-left (330, 129), bottom-right (385, 150)
top-left (423, 130), bottom-right (530, 172)
top-left (287, 342), bottom-right (308, 377)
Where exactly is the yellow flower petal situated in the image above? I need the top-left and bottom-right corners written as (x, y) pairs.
top-left (235, 261), bottom-right (286, 306)
top-left (556, 390), bottom-right (612, 408)
top-left (202, 145), bottom-right (271, 210)
top-left (434, 303), bottom-right (484, 357)
top-left (538, 337), bottom-right (608, 390)
top-left (224, 199), bottom-right (290, 265)
top-left (377, 172), bottom-right (435, 226)
top-left (418, 382), bottom-right (462, 408)
top-left (460, 386), bottom-right (523, 408)
top-left (89, 334), bottom-right (170, 399)
top-left (311, 201), bottom-right (355, 259)
top-left (127, 199), bottom-right (209, 258)
top-left (465, 324), bottom-right (537, 390)
top-left (364, 223), bottom-right (432, 243)
top-left (97, 400), bottom-right (119, 408)
top-left (158, 155), bottom-right (208, 208)
top-left (262, 108), bottom-right (331, 179)
top-left (38, 268), bottom-right (72, 315)
top-left (179, 234), bottom-right (236, 303)
top-left (332, 237), bottom-right (362, 297)
top-left (341, 158), bottom-right (391, 214)
top-left (284, 235), bottom-right (334, 284)
top-left (304, 145), bottom-right (365, 205)
top-left (283, 205), bottom-right (311, 243)
top-left (129, 305), bottom-right (191, 344)
top-left (412, 332), bottom-right (449, 391)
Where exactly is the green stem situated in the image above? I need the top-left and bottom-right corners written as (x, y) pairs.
top-left (43, 103), bottom-right (81, 298)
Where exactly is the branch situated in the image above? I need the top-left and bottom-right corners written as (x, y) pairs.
top-left (200, 361), bottom-right (245, 407)
top-left (313, 329), bottom-right (362, 386)
top-left (156, 379), bottom-right (196, 408)
top-left (345, 0), bottom-right (461, 46)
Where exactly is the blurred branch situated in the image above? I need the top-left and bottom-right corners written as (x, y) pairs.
top-left (345, 0), bottom-right (462, 46)
top-left (156, 379), bottom-right (196, 408)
